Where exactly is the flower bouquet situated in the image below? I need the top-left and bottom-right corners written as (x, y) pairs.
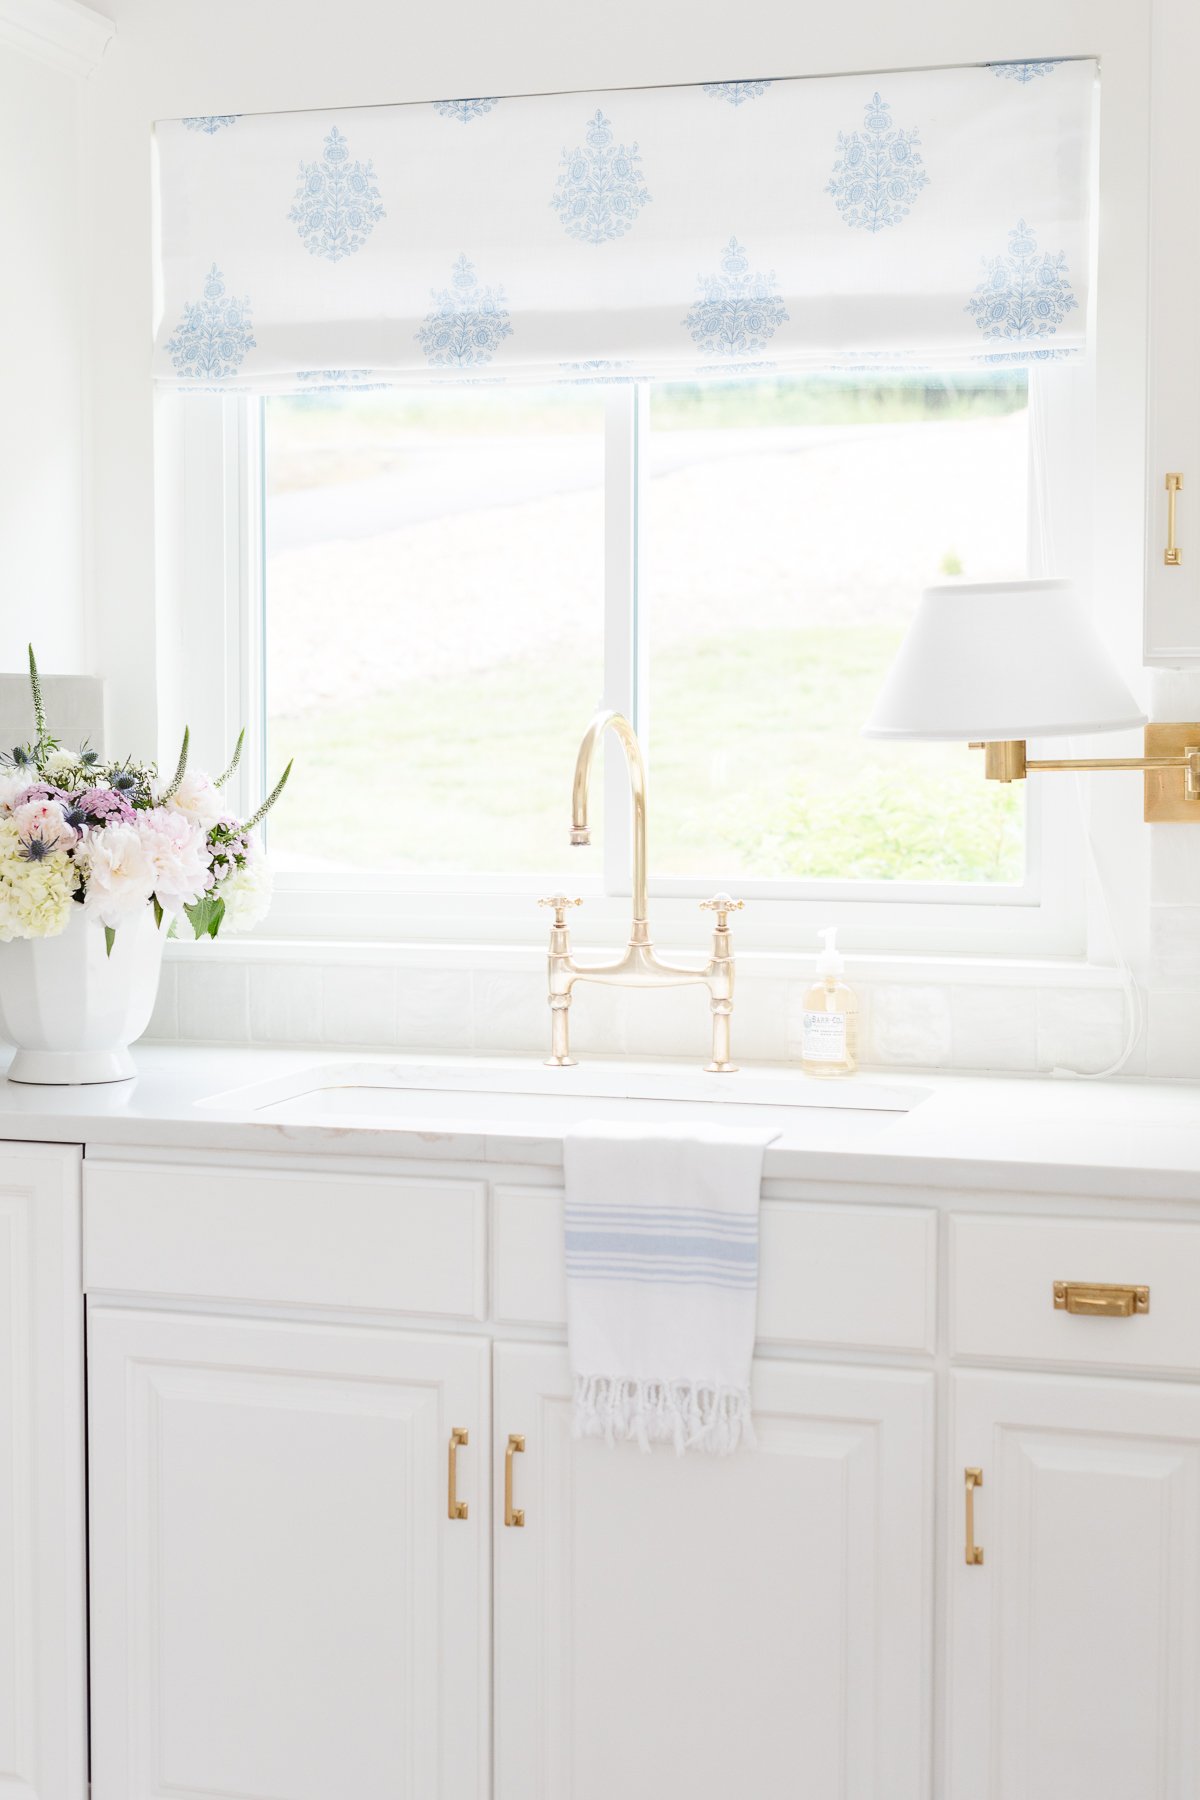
top-left (0, 646), bottom-right (291, 1084)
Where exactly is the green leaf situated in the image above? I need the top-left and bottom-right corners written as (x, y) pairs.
top-left (103, 925), bottom-right (116, 959)
top-left (183, 896), bottom-right (226, 941)
top-left (152, 897), bottom-right (164, 931)
top-left (158, 725), bottom-right (190, 804)
top-left (242, 758), bottom-right (293, 833)
top-left (214, 727), bottom-right (245, 790)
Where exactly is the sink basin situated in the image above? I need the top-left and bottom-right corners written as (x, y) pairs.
top-left (201, 1061), bottom-right (930, 1149)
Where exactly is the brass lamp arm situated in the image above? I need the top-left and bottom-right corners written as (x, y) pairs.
top-left (969, 731), bottom-right (1200, 820)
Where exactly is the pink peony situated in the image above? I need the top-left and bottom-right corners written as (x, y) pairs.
top-left (11, 799), bottom-right (77, 852)
top-left (136, 806), bottom-right (210, 916)
top-left (78, 821), bottom-right (156, 927)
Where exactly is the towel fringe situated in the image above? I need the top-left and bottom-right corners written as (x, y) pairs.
top-left (572, 1373), bottom-right (755, 1456)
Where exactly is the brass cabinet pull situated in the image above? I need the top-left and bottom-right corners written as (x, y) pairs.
top-left (504, 1433), bottom-right (526, 1528)
top-left (448, 1426), bottom-right (469, 1521)
top-left (1053, 1281), bottom-right (1150, 1318)
top-left (1166, 472), bottom-right (1183, 566)
top-left (964, 1467), bottom-right (984, 1566)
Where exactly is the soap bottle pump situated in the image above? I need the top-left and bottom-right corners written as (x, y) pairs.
top-left (800, 927), bottom-right (858, 1079)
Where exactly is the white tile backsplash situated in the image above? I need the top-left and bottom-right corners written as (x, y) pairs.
top-left (143, 942), bottom-right (1200, 1080)
top-left (1036, 985), bottom-right (1129, 1075)
top-left (322, 966), bottom-right (399, 1047)
top-left (868, 985), bottom-right (953, 1067)
top-left (949, 984), bottom-right (1037, 1073)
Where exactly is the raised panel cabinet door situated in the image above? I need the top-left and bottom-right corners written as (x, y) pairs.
top-left (947, 1370), bottom-right (1200, 1799)
top-left (87, 1309), bottom-right (489, 1800)
top-left (0, 1143), bottom-right (85, 1800)
top-left (494, 1344), bottom-right (934, 1800)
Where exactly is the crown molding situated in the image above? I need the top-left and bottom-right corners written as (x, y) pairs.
top-left (0, 0), bottom-right (114, 77)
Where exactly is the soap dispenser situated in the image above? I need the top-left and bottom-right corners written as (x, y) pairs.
top-left (800, 927), bottom-right (858, 1078)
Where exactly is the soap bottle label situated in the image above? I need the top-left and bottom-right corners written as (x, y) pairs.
top-left (803, 1010), bottom-right (847, 1062)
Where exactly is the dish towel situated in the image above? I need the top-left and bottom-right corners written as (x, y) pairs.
top-left (563, 1121), bottom-right (779, 1455)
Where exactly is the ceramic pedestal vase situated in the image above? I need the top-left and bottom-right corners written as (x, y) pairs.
top-left (0, 904), bottom-right (166, 1084)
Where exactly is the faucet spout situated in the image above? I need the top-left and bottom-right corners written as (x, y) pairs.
top-left (571, 708), bottom-right (648, 929)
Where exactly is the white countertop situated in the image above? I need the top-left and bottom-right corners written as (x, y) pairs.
top-left (1, 1043), bottom-right (1198, 1200)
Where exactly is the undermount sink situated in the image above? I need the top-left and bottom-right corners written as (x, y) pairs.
top-left (200, 1060), bottom-right (930, 1148)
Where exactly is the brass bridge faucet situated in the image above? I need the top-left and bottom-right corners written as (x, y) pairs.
top-left (539, 709), bottom-right (742, 1072)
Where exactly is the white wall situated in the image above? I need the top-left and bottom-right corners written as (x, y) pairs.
top-left (0, 40), bottom-right (88, 675)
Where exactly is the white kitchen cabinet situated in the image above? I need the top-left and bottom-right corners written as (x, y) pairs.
top-left (86, 1307), bottom-right (490, 1800)
top-left (947, 1368), bottom-right (1200, 1798)
top-left (0, 1142), bottom-right (85, 1800)
top-left (1145, 0), bottom-right (1200, 660)
top-left (493, 1341), bottom-right (934, 1800)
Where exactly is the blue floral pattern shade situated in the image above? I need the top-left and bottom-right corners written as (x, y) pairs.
top-left (989, 61), bottom-right (1061, 82)
top-left (701, 81), bottom-right (773, 105)
top-left (551, 109), bottom-right (651, 244)
top-left (965, 219), bottom-right (1077, 345)
top-left (182, 115), bottom-right (239, 133)
top-left (828, 91), bottom-right (929, 232)
top-left (165, 264), bottom-right (256, 380)
top-left (290, 126), bottom-right (385, 262)
top-left (433, 98), bottom-right (499, 121)
top-left (416, 255), bottom-right (513, 367)
top-left (684, 237), bottom-right (789, 357)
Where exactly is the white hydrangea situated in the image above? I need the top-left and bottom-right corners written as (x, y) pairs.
top-left (0, 818), bottom-right (77, 940)
top-left (214, 841), bottom-right (273, 933)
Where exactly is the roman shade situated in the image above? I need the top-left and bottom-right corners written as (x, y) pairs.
top-left (153, 58), bottom-right (1096, 391)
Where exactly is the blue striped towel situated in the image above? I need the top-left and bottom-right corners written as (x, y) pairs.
top-left (563, 1121), bottom-right (779, 1454)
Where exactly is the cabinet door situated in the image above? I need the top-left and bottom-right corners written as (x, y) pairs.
top-left (494, 1344), bottom-right (933, 1800)
top-left (88, 1308), bottom-right (489, 1800)
top-left (948, 1370), bottom-right (1200, 1798)
top-left (0, 1143), bottom-right (85, 1800)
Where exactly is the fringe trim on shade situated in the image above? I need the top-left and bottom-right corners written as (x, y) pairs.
top-left (573, 1373), bottom-right (754, 1456)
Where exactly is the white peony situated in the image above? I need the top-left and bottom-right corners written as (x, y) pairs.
top-left (0, 770), bottom-right (31, 813)
top-left (166, 770), bottom-right (225, 832)
top-left (214, 843), bottom-right (273, 932)
top-left (78, 821), bottom-right (156, 928)
top-left (137, 807), bottom-right (210, 916)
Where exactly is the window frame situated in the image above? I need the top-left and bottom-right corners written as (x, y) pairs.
top-left (162, 368), bottom-right (1093, 956)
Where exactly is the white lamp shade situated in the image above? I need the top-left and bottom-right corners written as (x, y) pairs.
top-left (863, 579), bottom-right (1146, 742)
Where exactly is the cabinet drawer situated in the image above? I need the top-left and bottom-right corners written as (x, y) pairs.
top-left (950, 1212), bottom-right (1200, 1373)
top-left (493, 1186), bottom-right (937, 1353)
top-left (84, 1160), bottom-right (487, 1319)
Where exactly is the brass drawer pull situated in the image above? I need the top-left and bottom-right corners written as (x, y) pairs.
top-left (448, 1426), bottom-right (469, 1520)
top-left (1166, 472), bottom-right (1183, 566)
top-left (504, 1433), bottom-right (526, 1528)
top-left (1053, 1281), bottom-right (1149, 1318)
top-left (964, 1467), bottom-right (984, 1566)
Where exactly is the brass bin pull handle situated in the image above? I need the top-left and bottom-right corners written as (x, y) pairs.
top-left (448, 1427), bottom-right (469, 1521)
top-left (1053, 1281), bottom-right (1150, 1318)
top-left (1166, 473), bottom-right (1183, 567)
top-left (504, 1433), bottom-right (526, 1528)
top-left (964, 1467), bottom-right (984, 1566)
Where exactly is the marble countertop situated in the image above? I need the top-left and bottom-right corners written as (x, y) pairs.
top-left (0, 1043), bottom-right (1198, 1201)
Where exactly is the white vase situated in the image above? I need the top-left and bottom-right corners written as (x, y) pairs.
top-left (0, 904), bottom-right (167, 1085)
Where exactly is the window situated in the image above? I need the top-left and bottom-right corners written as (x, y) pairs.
top-left (172, 365), bottom-right (1085, 951)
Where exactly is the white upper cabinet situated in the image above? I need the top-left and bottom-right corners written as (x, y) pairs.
top-left (948, 1369), bottom-right (1200, 1798)
top-left (494, 1342), bottom-right (934, 1800)
top-left (87, 1309), bottom-right (490, 1800)
top-left (0, 1143), bottom-right (85, 1800)
top-left (1145, 0), bottom-right (1200, 661)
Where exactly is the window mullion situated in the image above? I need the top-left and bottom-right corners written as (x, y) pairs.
top-left (601, 384), bottom-right (643, 899)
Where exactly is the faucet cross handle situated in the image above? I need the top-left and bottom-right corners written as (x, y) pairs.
top-left (539, 894), bottom-right (583, 928)
top-left (701, 894), bottom-right (744, 930)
